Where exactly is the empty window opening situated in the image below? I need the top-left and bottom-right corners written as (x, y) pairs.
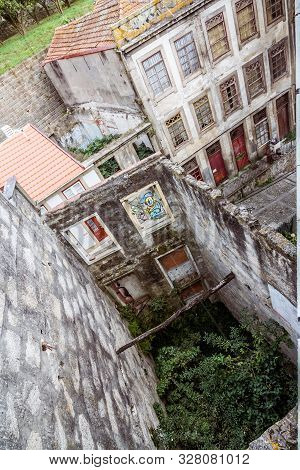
top-left (98, 157), bottom-right (120, 179)
top-left (220, 76), bottom-right (240, 115)
top-left (193, 95), bottom-right (214, 130)
top-left (182, 158), bottom-right (203, 181)
top-left (166, 113), bottom-right (188, 148)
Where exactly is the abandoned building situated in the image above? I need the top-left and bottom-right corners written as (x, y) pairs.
top-left (0, 0), bottom-right (298, 452)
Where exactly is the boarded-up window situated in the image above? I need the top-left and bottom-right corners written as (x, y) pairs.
top-left (142, 51), bottom-right (171, 96)
top-left (220, 75), bottom-right (240, 115)
top-left (166, 113), bottom-right (188, 148)
top-left (158, 246), bottom-right (199, 288)
top-left (182, 158), bottom-right (203, 181)
top-left (193, 95), bottom-right (214, 130)
top-left (244, 57), bottom-right (265, 99)
top-left (174, 32), bottom-right (200, 77)
top-left (206, 13), bottom-right (230, 60)
top-left (265, 0), bottom-right (283, 25)
top-left (253, 108), bottom-right (270, 147)
top-left (269, 40), bottom-right (287, 81)
top-left (236, 0), bottom-right (257, 42)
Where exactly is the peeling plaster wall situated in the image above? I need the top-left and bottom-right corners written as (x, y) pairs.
top-left (45, 155), bottom-right (297, 358)
top-left (44, 50), bottom-right (144, 146)
top-left (0, 188), bottom-right (158, 450)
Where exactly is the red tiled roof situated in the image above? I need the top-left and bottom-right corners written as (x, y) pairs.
top-left (44, 0), bottom-right (149, 63)
top-left (0, 124), bottom-right (84, 202)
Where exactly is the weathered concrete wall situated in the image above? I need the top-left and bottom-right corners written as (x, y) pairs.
top-left (0, 187), bottom-right (158, 450)
top-left (44, 50), bottom-right (144, 146)
top-left (0, 50), bottom-right (76, 143)
top-left (45, 155), bottom-right (297, 357)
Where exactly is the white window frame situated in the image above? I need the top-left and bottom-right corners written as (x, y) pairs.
top-left (121, 182), bottom-right (174, 236)
top-left (155, 245), bottom-right (200, 288)
top-left (63, 181), bottom-right (85, 199)
top-left (62, 213), bottom-right (121, 265)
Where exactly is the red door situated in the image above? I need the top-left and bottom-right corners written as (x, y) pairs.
top-left (230, 125), bottom-right (249, 171)
top-left (207, 142), bottom-right (227, 185)
top-left (276, 93), bottom-right (290, 140)
top-left (85, 216), bottom-right (107, 242)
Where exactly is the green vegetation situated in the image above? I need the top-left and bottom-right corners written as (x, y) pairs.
top-left (134, 142), bottom-right (154, 160)
top-left (0, 0), bottom-right (94, 75)
top-left (99, 157), bottom-right (120, 179)
top-left (69, 134), bottom-right (120, 161)
top-left (256, 176), bottom-right (273, 188)
top-left (283, 128), bottom-right (296, 144)
top-left (120, 296), bottom-right (296, 449)
top-left (281, 231), bottom-right (297, 246)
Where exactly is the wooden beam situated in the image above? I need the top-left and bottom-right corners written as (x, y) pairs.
top-left (116, 272), bottom-right (235, 355)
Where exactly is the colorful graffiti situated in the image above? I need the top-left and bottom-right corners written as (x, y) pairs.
top-left (129, 187), bottom-right (166, 223)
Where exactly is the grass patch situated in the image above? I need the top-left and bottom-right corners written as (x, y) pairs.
top-left (0, 0), bottom-right (94, 75)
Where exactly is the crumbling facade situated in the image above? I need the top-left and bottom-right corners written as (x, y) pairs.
top-left (45, 154), bottom-right (298, 359)
top-left (115, 0), bottom-right (295, 185)
top-left (0, 186), bottom-right (159, 449)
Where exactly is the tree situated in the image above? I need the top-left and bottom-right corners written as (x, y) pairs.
top-left (38, 0), bottom-right (51, 16)
top-left (0, 0), bottom-right (27, 35)
top-left (21, 0), bottom-right (40, 24)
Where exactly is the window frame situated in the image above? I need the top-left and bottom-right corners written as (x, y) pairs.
top-left (182, 157), bottom-right (203, 182)
top-left (62, 180), bottom-right (85, 200)
top-left (252, 107), bottom-right (270, 149)
top-left (191, 92), bottom-right (215, 135)
top-left (268, 38), bottom-right (289, 84)
top-left (139, 47), bottom-right (175, 102)
top-left (171, 29), bottom-right (202, 83)
top-left (121, 182), bottom-right (174, 236)
top-left (155, 245), bottom-right (200, 289)
top-left (219, 73), bottom-right (242, 118)
top-left (263, 0), bottom-right (285, 28)
top-left (62, 213), bottom-right (121, 265)
top-left (243, 54), bottom-right (266, 103)
top-left (164, 110), bottom-right (190, 151)
top-left (204, 9), bottom-right (231, 64)
top-left (234, 0), bottom-right (259, 47)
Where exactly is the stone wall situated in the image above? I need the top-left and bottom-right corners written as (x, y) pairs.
top-left (45, 155), bottom-right (298, 358)
top-left (0, 186), bottom-right (158, 450)
top-left (0, 50), bottom-right (76, 143)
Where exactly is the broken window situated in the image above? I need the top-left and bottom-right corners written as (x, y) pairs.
top-left (182, 158), bottom-right (203, 181)
top-left (244, 57), bottom-right (265, 99)
top-left (206, 13), bottom-right (230, 61)
top-left (157, 246), bottom-right (200, 290)
top-left (220, 75), bottom-right (240, 115)
top-left (64, 214), bottom-right (119, 263)
top-left (253, 108), bottom-right (270, 147)
top-left (121, 183), bottom-right (173, 235)
top-left (174, 32), bottom-right (200, 77)
top-left (269, 40), bottom-right (287, 81)
top-left (265, 0), bottom-right (283, 25)
top-left (63, 181), bottom-right (85, 199)
top-left (166, 113), bottom-right (188, 148)
top-left (193, 95), bottom-right (214, 130)
top-left (236, 0), bottom-right (257, 43)
top-left (98, 157), bottom-right (120, 178)
top-left (142, 51), bottom-right (171, 96)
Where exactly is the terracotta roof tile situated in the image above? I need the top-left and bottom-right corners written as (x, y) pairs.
top-left (44, 0), bottom-right (149, 63)
top-left (0, 125), bottom-right (84, 202)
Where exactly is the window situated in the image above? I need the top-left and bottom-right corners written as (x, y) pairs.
top-left (156, 246), bottom-right (200, 290)
top-left (166, 113), bottom-right (188, 148)
top-left (193, 95), bottom-right (214, 130)
top-left (182, 158), bottom-right (203, 181)
top-left (142, 51), bottom-right (171, 96)
top-left (64, 214), bottom-right (119, 264)
top-left (220, 75), bottom-right (240, 115)
top-left (63, 181), bottom-right (85, 199)
top-left (269, 40), bottom-right (287, 81)
top-left (265, 0), bottom-right (283, 25)
top-left (121, 183), bottom-right (173, 235)
top-left (244, 57), bottom-right (265, 99)
top-left (206, 13), bottom-right (230, 61)
top-left (174, 32), bottom-right (200, 77)
top-left (253, 108), bottom-right (270, 147)
top-left (236, 0), bottom-right (257, 43)
top-left (98, 157), bottom-right (120, 178)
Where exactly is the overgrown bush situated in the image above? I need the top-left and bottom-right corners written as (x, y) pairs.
top-left (151, 302), bottom-right (296, 449)
top-left (69, 134), bottom-right (120, 159)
